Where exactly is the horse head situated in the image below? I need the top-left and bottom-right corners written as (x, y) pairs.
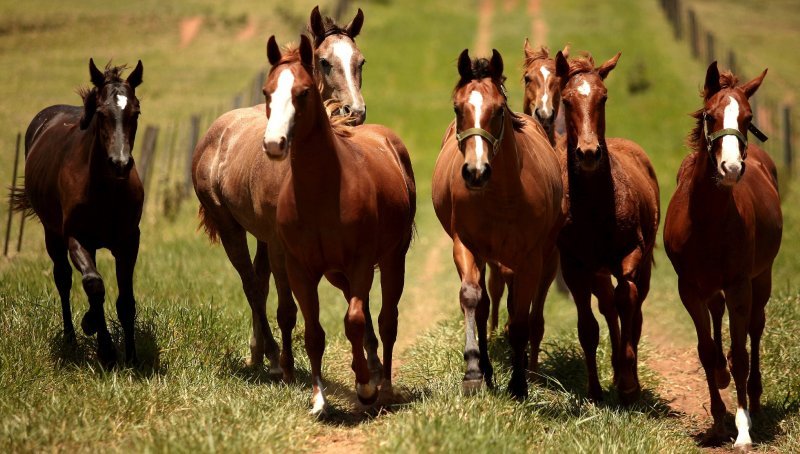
top-left (80, 58), bottom-right (143, 179)
top-left (262, 35), bottom-right (318, 161)
top-left (700, 61), bottom-right (767, 186)
top-left (556, 50), bottom-right (619, 173)
top-left (523, 40), bottom-right (568, 137)
top-left (453, 48), bottom-right (509, 190)
top-left (308, 6), bottom-right (366, 125)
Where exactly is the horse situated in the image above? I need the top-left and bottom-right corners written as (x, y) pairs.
top-left (192, 6), bottom-right (368, 381)
top-left (10, 59), bottom-right (145, 366)
top-left (486, 40), bottom-right (572, 334)
top-left (309, 5), bottom-right (367, 124)
top-left (664, 62), bottom-right (781, 450)
top-left (264, 35), bottom-right (415, 415)
top-left (553, 51), bottom-right (660, 404)
top-left (432, 49), bottom-right (564, 399)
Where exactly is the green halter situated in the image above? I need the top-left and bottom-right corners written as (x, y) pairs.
top-left (703, 111), bottom-right (748, 160)
top-left (456, 105), bottom-right (506, 156)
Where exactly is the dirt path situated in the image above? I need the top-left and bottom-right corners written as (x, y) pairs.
top-left (527, 0), bottom-right (547, 45)
top-left (475, 0), bottom-right (495, 55)
top-left (179, 16), bottom-right (203, 48)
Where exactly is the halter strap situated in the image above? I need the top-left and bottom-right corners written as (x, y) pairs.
top-left (455, 106), bottom-right (506, 155)
top-left (703, 111), bottom-right (748, 160)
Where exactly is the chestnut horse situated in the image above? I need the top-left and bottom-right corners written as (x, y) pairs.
top-left (486, 40), bottom-right (572, 333)
top-left (554, 51), bottom-right (660, 403)
top-left (11, 59), bottom-right (145, 365)
top-left (432, 49), bottom-right (564, 398)
top-left (264, 36), bottom-right (415, 414)
top-left (664, 62), bottom-right (781, 450)
top-left (192, 7), bottom-right (368, 380)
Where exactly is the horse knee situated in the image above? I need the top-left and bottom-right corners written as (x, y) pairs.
top-left (82, 273), bottom-right (105, 303)
top-left (460, 282), bottom-right (481, 311)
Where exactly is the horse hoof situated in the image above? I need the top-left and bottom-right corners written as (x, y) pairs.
top-left (619, 386), bottom-right (641, 405)
top-left (733, 442), bottom-right (752, 453)
top-left (81, 313), bottom-right (98, 336)
top-left (356, 381), bottom-right (379, 405)
top-left (715, 367), bottom-right (732, 389)
top-left (268, 365), bottom-right (284, 377)
top-left (462, 378), bottom-right (485, 395)
top-left (97, 343), bottom-right (117, 368)
top-left (282, 369), bottom-right (296, 384)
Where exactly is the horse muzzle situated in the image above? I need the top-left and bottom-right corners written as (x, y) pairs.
top-left (339, 104), bottom-right (366, 126)
top-left (108, 155), bottom-right (133, 179)
top-left (718, 159), bottom-right (745, 186)
top-left (263, 137), bottom-right (289, 161)
top-left (461, 162), bottom-right (492, 190)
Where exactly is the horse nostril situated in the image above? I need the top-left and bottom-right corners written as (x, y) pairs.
top-left (342, 105), bottom-right (352, 114)
top-left (480, 164), bottom-right (492, 183)
top-left (576, 149), bottom-right (585, 160)
top-left (720, 161), bottom-right (729, 173)
top-left (279, 137), bottom-right (287, 150)
top-left (461, 163), bottom-right (471, 182)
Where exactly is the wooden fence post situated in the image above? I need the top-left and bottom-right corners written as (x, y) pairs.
top-left (4, 132), bottom-right (22, 257)
top-left (705, 31), bottom-right (715, 63)
top-left (138, 125), bottom-right (159, 186)
top-left (688, 9), bottom-right (699, 59)
top-left (727, 50), bottom-right (737, 75)
top-left (672, 0), bottom-right (683, 39)
top-left (16, 213), bottom-right (25, 253)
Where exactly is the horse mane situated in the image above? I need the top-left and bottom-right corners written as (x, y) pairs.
top-left (688, 70), bottom-right (741, 153)
top-left (523, 45), bottom-right (550, 68)
top-left (454, 57), bottom-right (526, 132)
top-left (77, 62), bottom-right (128, 100)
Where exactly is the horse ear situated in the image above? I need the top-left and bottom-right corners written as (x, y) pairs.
top-left (126, 60), bottom-right (143, 89)
top-left (489, 49), bottom-right (504, 79)
top-left (309, 6), bottom-right (324, 42)
top-left (89, 58), bottom-right (104, 88)
top-left (523, 38), bottom-right (534, 58)
top-left (267, 36), bottom-right (282, 66)
top-left (345, 8), bottom-right (364, 39)
top-left (597, 52), bottom-right (621, 79)
top-left (80, 89), bottom-right (97, 130)
top-left (561, 43), bottom-right (570, 59)
top-left (299, 35), bottom-right (314, 68)
top-left (741, 68), bottom-right (767, 98)
top-left (704, 61), bottom-right (721, 98)
top-left (555, 50), bottom-right (569, 79)
top-left (457, 49), bottom-right (472, 81)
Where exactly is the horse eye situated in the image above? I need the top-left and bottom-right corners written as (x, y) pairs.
top-left (262, 88), bottom-right (268, 96)
top-left (359, 60), bottom-right (366, 69)
top-left (320, 58), bottom-right (332, 70)
top-left (298, 88), bottom-right (310, 99)
top-left (524, 75), bottom-right (531, 84)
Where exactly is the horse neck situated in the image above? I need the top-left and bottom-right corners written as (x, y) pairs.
top-left (687, 147), bottom-right (734, 217)
top-left (81, 123), bottom-right (113, 186)
top-left (565, 133), bottom-right (614, 214)
top-left (485, 113), bottom-right (524, 198)
top-left (288, 103), bottom-right (341, 195)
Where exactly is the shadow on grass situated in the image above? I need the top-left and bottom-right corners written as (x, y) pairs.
top-left (48, 316), bottom-right (165, 377)
top-left (691, 395), bottom-right (800, 448)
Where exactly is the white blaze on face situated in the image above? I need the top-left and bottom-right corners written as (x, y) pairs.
top-left (332, 40), bottom-right (364, 111)
top-left (468, 90), bottom-right (485, 163)
top-left (114, 94), bottom-right (128, 159)
top-left (577, 79), bottom-right (591, 96)
top-left (539, 66), bottom-right (551, 116)
top-left (734, 407), bottom-right (752, 448)
top-left (719, 96), bottom-right (743, 177)
top-left (264, 69), bottom-right (296, 145)
top-left (116, 95), bottom-right (128, 110)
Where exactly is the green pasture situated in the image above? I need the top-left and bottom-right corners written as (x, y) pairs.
top-left (1, 0), bottom-right (798, 452)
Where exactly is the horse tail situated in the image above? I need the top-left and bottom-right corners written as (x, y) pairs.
top-left (197, 205), bottom-right (220, 243)
top-left (8, 186), bottom-right (35, 218)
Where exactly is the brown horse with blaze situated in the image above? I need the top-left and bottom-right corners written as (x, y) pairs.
top-left (554, 50), bottom-right (660, 404)
top-left (11, 59), bottom-right (145, 366)
top-left (264, 35), bottom-right (416, 415)
top-left (432, 48), bottom-right (564, 399)
top-left (664, 62), bottom-right (781, 451)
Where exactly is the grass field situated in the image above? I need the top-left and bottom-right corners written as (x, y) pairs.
top-left (1, 0), bottom-right (799, 452)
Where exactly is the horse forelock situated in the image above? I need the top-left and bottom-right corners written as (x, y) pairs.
top-left (523, 46), bottom-right (550, 68)
top-left (77, 62), bottom-right (130, 102)
top-left (308, 16), bottom-right (352, 45)
top-left (566, 54), bottom-right (596, 79)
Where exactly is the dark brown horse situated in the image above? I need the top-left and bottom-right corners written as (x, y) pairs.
top-left (264, 35), bottom-right (415, 414)
top-left (664, 62), bottom-right (781, 450)
top-left (486, 40), bottom-right (571, 334)
top-left (11, 59), bottom-right (145, 365)
top-left (554, 51), bottom-right (660, 403)
top-left (192, 7), bottom-right (368, 380)
top-left (432, 49), bottom-right (564, 399)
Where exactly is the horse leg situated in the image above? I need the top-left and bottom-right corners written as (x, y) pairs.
top-left (67, 237), bottom-right (115, 366)
top-left (679, 279), bottom-right (727, 439)
top-left (112, 228), bottom-right (140, 364)
top-left (44, 230), bottom-right (74, 341)
top-left (219, 227), bottom-right (280, 370)
top-left (453, 236), bottom-right (485, 394)
top-left (708, 291), bottom-right (731, 389)
top-left (487, 262), bottom-right (505, 335)
top-left (726, 279), bottom-right (753, 450)
top-left (528, 248), bottom-right (557, 380)
top-left (615, 249), bottom-right (643, 405)
top-left (285, 253), bottom-right (326, 415)
top-left (267, 242), bottom-right (297, 383)
top-left (476, 265), bottom-right (493, 387)
top-left (562, 261), bottom-right (602, 401)
top-left (343, 266), bottom-right (378, 405)
top-left (748, 269), bottom-right (771, 415)
top-left (508, 263), bottom-right (539, 400)
top-left (592, 273), bottom-right (620, 386)
top-left (377, 248), bottom-right (409, 392)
